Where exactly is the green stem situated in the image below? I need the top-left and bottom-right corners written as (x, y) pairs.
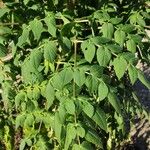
top-left (73, 40), bottom-right (77, 98)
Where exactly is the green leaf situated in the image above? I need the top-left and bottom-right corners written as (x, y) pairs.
top-left (130, 35), bottom-right (142, 44)
top-left (34, 137), bottom-right (47, 150)
top-left (15, 91), bottom-right (26, 109)
top-left (54, 111), bottom-right (62, 143)
top-left (52, 68), bottom-right (73, 90)
top-left (20, 140), bottom-right (26, 150)
top-left (16, 114), bottom-right (26, 129)
top-left (58, 103), bottom-right (66, 124)
top-left (61, 23), bottom-right (74, 37)
top-left (85, 129), bottom-right (103, 149)
top-left (0, 43), bottom-right (8, 57)
top-left (76, 125), bottom-right (85, 138)
top-left (24, 114), bottom-right (34, 127)
top-left (21, 58), bottom-right (43, 84)
top-left (32, 86), bottom-right (40, 100)
top-left (113, 56), bottom-right (127, 79)
top-left (110, 17), bottom-right (122, 24)
top-left (121, 52), bottom-right (135, 62)
top-left (98, 81), bottom-right (108, 101)
top-left (136, 14), bottom-right (146, 26)
top-left (91, 36), bottom-right (111, 45)
top-left (128, 65), bottom-right (138, 84)
top-left (81, 100), bottom-right (94, 118)
top-left (108, 92), bottom-right (121, 114)
top-left (92, 108), bottom-right (107, 131)
top-left (30, 50), bottom-right (43, 69)
top-left (42, 113), bottom-right (54, 128)
top-left (44, 13), bottom-right (56, 37)
top-left (44, 41), bottom-right (57, 63)
top-left (81, 141), bottom-right (94, 150)
top-left (60, 37), bottom-right (72, 52)
top-left (121, 24), bottom-right (135, 33)
top-left (45, 82), bottom-right (55, 109)
top-left (107, 44), bottom-right (122, 54)
top-left (64, 123), bottom-right (76, 150)
top-left (81, 41), bottom-right (95, 63)
top-left (65, 99), bottom-right (75, 115)
top-left (74, 69), bottom-right (85, 87)
top-left (129, 14), bottom-right (137, 25)
top-left (126, 39), bottom-right (136, 53)
top-left (89, 65), bottom-right (103, 78)
top-left (101, 22), bottom-right (114, 39)
top-left (0, 26), bottom-right (11, 35)
top-left (23, 0), bottom-right (30, 5)
top-left (85, 76), bottom-right (98, 93)
top-left (0, 8), bottom-right (10, 18)
top-left (26, 139), bottom-right (32, 146)
top-left (29, 18), bottom-right (43, 41)
top-left (97, 46), bottom-right (111, 67)
top-left (17, 24), bottom-right (30, 47)
top-left (72, 144), bottom-right (85, 150)
top-left (138, 70), bottom-right (150, 89)
top-left (114, 30), bottom-right (126, 47)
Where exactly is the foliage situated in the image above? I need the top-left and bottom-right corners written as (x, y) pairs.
top-left (0, 0), bottom-right (150, 149)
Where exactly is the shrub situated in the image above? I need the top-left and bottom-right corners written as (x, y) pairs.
top-left (0, 0), bottom-right (150, 149)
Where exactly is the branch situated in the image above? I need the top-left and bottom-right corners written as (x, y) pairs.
top-left (0, 22), bottom-right (19, 26)
top-left (0, 53), bottom-right (13, 62)
top-left (0, 89), bottom-right (2, 94)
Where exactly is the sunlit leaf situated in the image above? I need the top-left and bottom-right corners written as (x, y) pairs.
top-left (113, 56), bottom-right (128, 79)
top-left (98, 81), bottom-right (108, 101)
top-left (29, 18), bottom-right (44, 41)
top-left (44, 13), bottom-right (56, 37)
top-left (97, 46), bottom-right (111, 67)
top-left (44, 41), bottom-right (57, 63)
top-left (64, 123), bottom-right (76, 150)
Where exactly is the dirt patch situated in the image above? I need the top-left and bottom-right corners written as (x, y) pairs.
top-left (130, 64), bottom-right (150, 150)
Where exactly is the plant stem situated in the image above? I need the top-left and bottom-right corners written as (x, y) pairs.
top-left (73, 39), bottom-right (77, 98)
top-left (0, 22), bottom-right (19, 26)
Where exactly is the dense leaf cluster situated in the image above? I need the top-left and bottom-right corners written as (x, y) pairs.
top-left (0, 0), bottom-right (150, 149)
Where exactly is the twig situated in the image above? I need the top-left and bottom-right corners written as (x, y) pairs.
top-left (73, 40), bottom-right (77, 98)
top-left (0, 53), bottom-right (13, 62)
top-left (74, 19), bottom-right (89, 23)
top-left (0, 89), bottom-right (3, 94)
top-left (145, 26), bottom-right (150, 29)
top-left (0, 23), bottom-right (19, 26)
